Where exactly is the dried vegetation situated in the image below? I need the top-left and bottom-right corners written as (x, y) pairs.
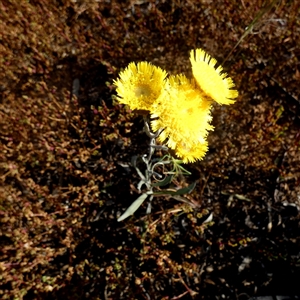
top-left (0, 0), bottom-right (299, 299)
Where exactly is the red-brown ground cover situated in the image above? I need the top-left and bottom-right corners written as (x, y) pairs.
top-left (0, 1), bottom-right (299, 299)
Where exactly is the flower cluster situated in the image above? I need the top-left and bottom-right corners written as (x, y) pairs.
top-left (114, 49), bottom-right (238, 163)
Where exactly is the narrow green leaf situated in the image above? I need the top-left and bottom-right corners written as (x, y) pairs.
top-left (117, 193), bottom-right (148, 222)
top-left (152, 175), bottom-right (173, 187)
top-left (172, 181), bottom-right (197, 195)
top-left (235, 194), bottom-right (251, 202)
top-left (153, 181), bottom-right (197, 196)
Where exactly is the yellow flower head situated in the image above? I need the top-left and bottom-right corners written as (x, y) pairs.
top-left (113, 61), bottom-right (167, 111)
top-left (190, 49), bottom-right (238, 105)
top-left (175, 140), bottom-right (209, 163)
top-left (151, 74), bottom-right (214, 162)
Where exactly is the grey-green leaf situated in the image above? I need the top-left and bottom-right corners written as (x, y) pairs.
top-left (117, 193), bottom-right (148, 222)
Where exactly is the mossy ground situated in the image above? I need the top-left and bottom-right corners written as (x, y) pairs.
top-left (0, 1), bottom-right (299, 299)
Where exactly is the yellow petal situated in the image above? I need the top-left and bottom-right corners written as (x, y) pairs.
top-left (175, 140), bottom-right (209, 163)
top-left (190, 49), bottom-right (238, 105)
top-left (114, 62), bottom-right (167, 111)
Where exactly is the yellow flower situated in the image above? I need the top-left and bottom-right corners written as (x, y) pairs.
top-left (113, 49), bottom-right (239, 163)
top-left (190, 49), bottom-right (238, 105)
top-left (175, 140), bottom-right (209, 163)
top-left (151, 74), bottom-right (213, 162)
top-left (113, 62), bottom-right (167, 111)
